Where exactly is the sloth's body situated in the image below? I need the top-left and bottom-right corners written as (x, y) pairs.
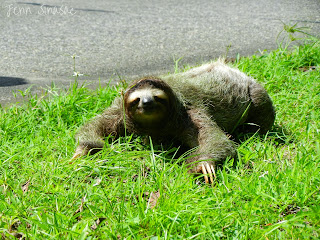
top-left (73, 60), bottom-right (275, 183)
top-left (163, 62), bottom-right (275, 133)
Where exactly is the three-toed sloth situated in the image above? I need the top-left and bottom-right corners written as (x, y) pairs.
top-left (72, 60), bottom-right (275, 183)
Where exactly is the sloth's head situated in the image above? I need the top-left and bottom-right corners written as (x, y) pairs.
top-left (124, 78), bottom-right (174, 129)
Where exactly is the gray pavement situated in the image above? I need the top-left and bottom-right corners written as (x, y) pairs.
top-left (1, 0), bottom-right (320, 106)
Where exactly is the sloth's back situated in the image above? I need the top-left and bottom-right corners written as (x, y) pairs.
top-left (162, 60), bottom-right (258, 132)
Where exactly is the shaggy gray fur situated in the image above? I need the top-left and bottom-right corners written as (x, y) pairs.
top-left (73, 60), bottom-right (275, 182)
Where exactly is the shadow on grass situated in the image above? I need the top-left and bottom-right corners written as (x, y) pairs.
top-left (233, 124), bottom-right (293, 146)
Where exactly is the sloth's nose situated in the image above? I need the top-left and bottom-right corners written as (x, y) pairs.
top-left (142, 97), bottom-right (154, 108)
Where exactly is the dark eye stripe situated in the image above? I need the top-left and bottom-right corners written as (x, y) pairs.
top-left (154, 96), bottom-right (168, 105)
top-left (129, 98), bottom-right (140, 108)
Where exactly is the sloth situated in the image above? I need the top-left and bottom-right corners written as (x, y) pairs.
top-left (72, 60), bottom-right (275, 183)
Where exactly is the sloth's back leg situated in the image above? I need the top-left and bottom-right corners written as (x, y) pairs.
top-left (245, 82), bottom-right (276, 134)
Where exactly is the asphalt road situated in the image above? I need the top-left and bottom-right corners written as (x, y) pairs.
top-left (1, 0), bottom-right (320, 106)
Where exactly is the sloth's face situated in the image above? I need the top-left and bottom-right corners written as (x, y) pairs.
top-left (126, 86), bottom-right (170, 127)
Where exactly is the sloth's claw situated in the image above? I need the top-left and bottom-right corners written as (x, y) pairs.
top-left (200, 162), bottom-right (216, 184)
top-left (201, 164), bottom-right (209, 183)
top-left (70, 146), bottom-right (88, 160)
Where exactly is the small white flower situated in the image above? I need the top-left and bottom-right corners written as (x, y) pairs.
top-left (73, 71), bottom-right (83, 77)
top-left (259, 171), bottom-right (269, 178)
top-left (93, 178), bottom-right (101, 186)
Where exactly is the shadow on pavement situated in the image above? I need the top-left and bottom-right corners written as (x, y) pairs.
top-left (0, 77), bottom-right (28, 87)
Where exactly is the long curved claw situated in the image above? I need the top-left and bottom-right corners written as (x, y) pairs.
top-left (201, 164), bottom-right (209, 183)
top-left (71, 146), bottom-right (88, 161)
top-left (210, 163), bottom-right (217, 179)
top-left (71, 152), bottom-right (81, 160)
top-left (201, 162), bottom-right (216, 184)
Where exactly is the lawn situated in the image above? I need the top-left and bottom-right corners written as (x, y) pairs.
top-left (0, 37), bottom-right (319, 239)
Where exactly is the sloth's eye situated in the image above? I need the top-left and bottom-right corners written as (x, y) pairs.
top-left (130, 98), bottom-right (140, 107)
top-left (154, 96), bottom-right (168, 105)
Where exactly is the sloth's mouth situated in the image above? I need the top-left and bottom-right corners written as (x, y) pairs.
top-left (138, 105), bottom-right (158, 114)
top-left (132, 103), bottom-right (168, 125)
top-left (141, 107), bottom-right (156, 114)
top-left (139, 111), bottom-right (158, 119)
top-left (135, 107), bottom-right (165, 122)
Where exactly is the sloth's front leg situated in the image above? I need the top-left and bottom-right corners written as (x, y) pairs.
top-left (73, 105), bottom-right (124, 159)
top-left (181, 108), bottom-right (236, 184)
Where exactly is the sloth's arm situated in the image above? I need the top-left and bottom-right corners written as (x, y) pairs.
top-left (181, 108), bottom-right (237, 183)
top-left (72, 102), bottom-right (124, 159)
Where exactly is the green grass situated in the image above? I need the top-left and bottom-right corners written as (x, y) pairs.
top-left (1, 38), bottom-right (320, 239)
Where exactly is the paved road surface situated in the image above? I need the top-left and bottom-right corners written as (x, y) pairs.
top-left (1, 0), bottom-right (320, 106)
